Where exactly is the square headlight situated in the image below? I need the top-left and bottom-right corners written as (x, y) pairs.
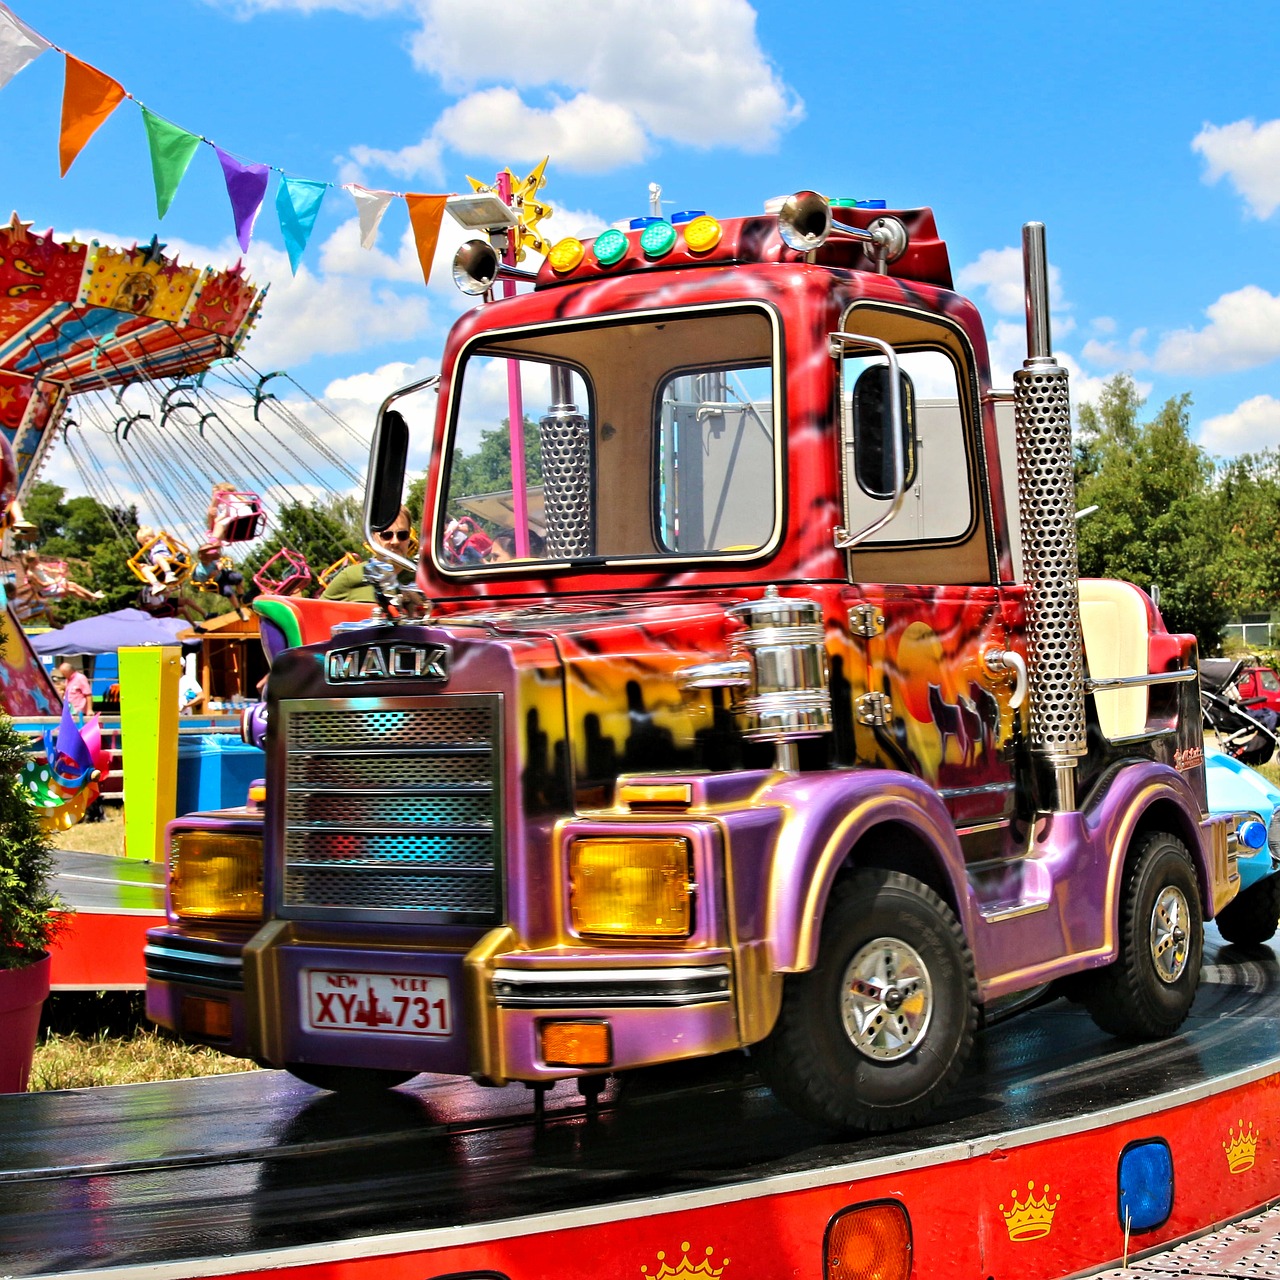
top-left (170, 831), bottom-right (264, 921)
top-left (569, 836), bottom-right (693, 939)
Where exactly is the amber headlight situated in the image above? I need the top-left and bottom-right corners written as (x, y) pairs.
top-left (170, 832), bottom-right (264, 921)
top-left (569, 836), bottom-right (693, 939)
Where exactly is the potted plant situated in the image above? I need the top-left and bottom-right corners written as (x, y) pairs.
top-left (0, 712), bottom-right (69, 1092)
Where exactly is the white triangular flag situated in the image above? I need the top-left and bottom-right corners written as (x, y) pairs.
top-left (0, 4), bottom-right (48, 92)
top-left (344, 183), bottom-right (395, 249)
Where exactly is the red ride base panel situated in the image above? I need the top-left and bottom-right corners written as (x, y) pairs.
top-left (121, 1063), bottom-right (1280, 1280)
top-left (47, 911), bottom-right (156, 990)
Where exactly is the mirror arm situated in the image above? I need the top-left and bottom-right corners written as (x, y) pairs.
top-left (827, 332), bottom-right (906, 550)
top-left (364, 374), bottom-right (440, 574)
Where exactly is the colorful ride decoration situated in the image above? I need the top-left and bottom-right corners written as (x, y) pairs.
top-left (253, 547), bottom-right (311, 596)
top-left (21, 699), bottom-right (111, 831)
top-left (318, 551), bottom-right (360, 588)
top-left (0, 218), bottom-right (264, 500)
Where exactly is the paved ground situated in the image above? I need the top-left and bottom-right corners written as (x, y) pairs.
top-left (1094, 1200), bottom-right (1280, 1276)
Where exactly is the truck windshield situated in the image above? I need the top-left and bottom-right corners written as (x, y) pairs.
top-left (437, 307), bottom-right (779, 569)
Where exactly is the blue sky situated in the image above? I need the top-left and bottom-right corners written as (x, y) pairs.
top-left (4, 0), bottom-right (1280, 513)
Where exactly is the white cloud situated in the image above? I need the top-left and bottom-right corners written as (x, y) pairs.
top-left (232, 0), bottom-right (804, 180)
top-left (410, 0), bottom-right (802, 150)
top-left (1199, 394), bottom-right (1280, 457)
top-left (1080, 329), bottom-right (1150, 370)
top-left (433, 88), bottom-right (649, 173)
top-left (1193, 118), bottom-right (1280, 219)
top-left (981, 319), bottom-right (1150, 421)
top-left (1092, 316), bottom-right (1117, 335)
top-left (956, 246), bottom-right (1067, 317)
top-left (1152, 284), bottom-right (1280, 375)
top-left (342, 136), bottom-right (444, 186)
top-left (213, 0), bottom-right (405, 14)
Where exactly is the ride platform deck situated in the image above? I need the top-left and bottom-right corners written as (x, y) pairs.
top-left (4, 929), bottom-right (1280, 1279)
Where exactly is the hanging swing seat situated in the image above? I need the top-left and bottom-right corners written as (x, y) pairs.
top-left (211, 490), bottom-right (268, 543)
top-left (128, 532), bottom-right (195, 594)
top-left (33, 559), bottom-right (70, 597)
top-left (254, 547), bottom-right (311, 596)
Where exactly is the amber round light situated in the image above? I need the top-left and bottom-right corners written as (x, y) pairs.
top-left (683, 215), bottom-right (723, 254)
top-left (548, 236), bottom-right (585, 273)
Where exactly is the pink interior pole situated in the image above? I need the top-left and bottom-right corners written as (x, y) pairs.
top-left (496, 170), bottom-right (530, 558)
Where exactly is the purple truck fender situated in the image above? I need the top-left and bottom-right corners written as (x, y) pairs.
top-left (1078, 760), bottom-right (1220, 941)
top-left (728, 759), bottom-right (1215, 993)
top-left (739, 769), bottom-right (968, 975)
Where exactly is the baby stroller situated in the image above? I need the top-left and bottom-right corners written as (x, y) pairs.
top-left (1201, 657), bottom-right (1280, 766)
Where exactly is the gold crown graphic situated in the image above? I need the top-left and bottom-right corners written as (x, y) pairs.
top-left (1224, 1120), bottom-right (1258, 1174)
top-left (640, 1242), bottom-right (728, 1278)
top-left (1000, 1181), bottom-right (1061, 1241)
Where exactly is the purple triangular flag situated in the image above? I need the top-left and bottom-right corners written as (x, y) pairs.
top-left (216, 146), bottom-right (270, 253)
top-left (55, 698), bottom-right (94, 775)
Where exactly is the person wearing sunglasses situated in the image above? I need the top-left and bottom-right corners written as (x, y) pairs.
top-left (321, 508), bottom-right (417, 603)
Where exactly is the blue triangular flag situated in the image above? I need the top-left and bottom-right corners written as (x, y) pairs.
top-left (275, 176), bottom-right (326, 274)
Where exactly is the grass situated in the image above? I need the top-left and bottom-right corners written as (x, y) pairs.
top-left (1257, 759), bottom-right (1280, 790)
top-left (30, 1029), bottom-right (254, 1090)
top-left (48, 802), bottom-right (126, 858)
top-left (28, 992), bottom-right (255, 1091)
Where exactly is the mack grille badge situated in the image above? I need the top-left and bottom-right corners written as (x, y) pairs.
top-left (325, 642), bottom-right (448, 683)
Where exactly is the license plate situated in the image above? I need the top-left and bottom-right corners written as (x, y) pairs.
top-left (303, 969), bottom-right (451, 1037)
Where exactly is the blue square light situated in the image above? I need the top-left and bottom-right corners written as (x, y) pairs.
top-left (1118, 1138), bottom-right (1174, 1232)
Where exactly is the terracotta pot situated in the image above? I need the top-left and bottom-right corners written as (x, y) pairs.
top-left (0, 952), bottom-right (50, 1092)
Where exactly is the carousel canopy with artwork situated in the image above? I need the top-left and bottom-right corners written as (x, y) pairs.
top-left (0, 218), bottom-right (265, 499)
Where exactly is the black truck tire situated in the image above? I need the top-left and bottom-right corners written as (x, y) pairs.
top-left (754, 868), bottom-right (977, 1133)
top-left (1083, 831), bottom-right (1202, 1039)
top-left (1214, 873), bottom-right (1280, 946)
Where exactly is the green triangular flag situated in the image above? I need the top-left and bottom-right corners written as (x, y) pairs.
top-left (142, 107), bottom-right (201, 219)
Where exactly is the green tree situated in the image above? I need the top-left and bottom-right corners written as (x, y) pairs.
top-left (1210, 450), bottom-right (1280, 620)
top-left (1074, 374), bottom-right (1225, 648)
top-left (21, 481), bottom-right (67, 544)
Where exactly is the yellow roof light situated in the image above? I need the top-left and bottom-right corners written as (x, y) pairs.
top-left (548, 236), bottom-right (585, 273)
top-left (684, 215), bottom-right (723, 254)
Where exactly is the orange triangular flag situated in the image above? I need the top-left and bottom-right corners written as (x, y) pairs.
top-left (404, 193), bottom-right (448, 286)
top-left (59, 55), bottom-right (126, 176)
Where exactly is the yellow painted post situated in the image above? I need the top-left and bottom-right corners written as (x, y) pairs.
top-left (118, 645), bottom-right (181, 862)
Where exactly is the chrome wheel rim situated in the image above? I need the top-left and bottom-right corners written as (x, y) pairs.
top-left (1151, 884), bottom-right (1191, 984)
top-left (841, 936), bottom-right (933, 1061)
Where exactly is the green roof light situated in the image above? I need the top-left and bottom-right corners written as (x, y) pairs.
top-left (593, 228), bottom-right (628, 266)
top-left (639, 220), bottom-right (677, 258)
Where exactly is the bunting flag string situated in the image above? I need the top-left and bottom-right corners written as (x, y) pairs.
top-left (58, 54), bottom-right (125, 176)
top-left (0, 3), bottom-right (47, 91)
top-left (0, 2), bottom-right (470, 279)
top-left (216, 147), bottom-right (270, 254)
top-left (404, 193), bottom-right (448, 287)
top-left (276, 176), bottom-right (326, 274)
top-left (141, 107), bottom-right (201, 218)
top-left (345, 184), bottom-right (395, 250)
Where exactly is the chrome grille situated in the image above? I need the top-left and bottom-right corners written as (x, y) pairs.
top-left (280, 695), bottom-right (502, 922)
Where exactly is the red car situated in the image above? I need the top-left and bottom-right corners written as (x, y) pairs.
top-left (1235, 661), bottom-right (1280, 716)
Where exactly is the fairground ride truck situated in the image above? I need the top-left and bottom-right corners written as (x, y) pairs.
top-left (145, 192), bottom-right (1243, 1132)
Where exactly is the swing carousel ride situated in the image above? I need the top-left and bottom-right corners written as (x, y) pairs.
top-left (0, 216), bottom-right (367, 619)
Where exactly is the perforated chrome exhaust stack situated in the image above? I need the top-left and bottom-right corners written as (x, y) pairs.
top-left (1012, 223), bottom-right (1087, 811)
top-left (539, 364), bottom-right (594, 558)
